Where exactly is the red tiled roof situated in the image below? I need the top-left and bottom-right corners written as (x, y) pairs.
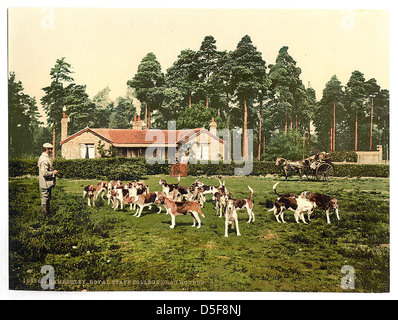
top-left (60, 127), bottom-right (112, 145)
top-left (178, 129), bottom-right (226, 145)
top-left (60, 127), bottom-right (223, 146)
top-left (93, 128), bottom-right (203, 145)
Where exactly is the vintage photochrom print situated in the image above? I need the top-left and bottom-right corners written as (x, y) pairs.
top-left (7, 6), bottom-right (390, 295)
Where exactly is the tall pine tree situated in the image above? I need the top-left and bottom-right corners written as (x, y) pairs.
top-left (313, 75), bottom-right (344, 151)
top-left (166, 49), bottom-right (198, 108)
top-left (230, 35), bottom-right (267, 159)
top-left (41, 57), bottom-right (96, 153)
top-left (196, 35), bottom-right (220, 108)
top-left (268, 46), bottom-right (305, 133)
top-left (127, 52), bottom-right (165, 129)
top-left (9, 72), bottom-right (42, 157)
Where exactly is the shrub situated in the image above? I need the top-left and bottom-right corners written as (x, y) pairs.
top-left (9, 182), bottom-right (115, 289)
top-left (108, 161), bottom-right (147, 181)
top-left (333, 164), bottom-right (389, 178)
top-left (330, 151), bottom-right (358, 162)
top-left (9, 158), bottom-right (38, 177)
top-left (9, 158), bottom-right (389, 179)
top-left (261, 131), bottom-right (306, 161)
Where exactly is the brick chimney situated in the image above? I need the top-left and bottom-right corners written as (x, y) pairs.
top-left (132, 116), bottom-right (143, 130)
top-left (61, 107), bottom-right (70, 141)
top-left (209, 118), bottom-right (217, 136)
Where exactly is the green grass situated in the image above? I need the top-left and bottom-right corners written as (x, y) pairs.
top-left (9, 175), bottom-right (389, 292)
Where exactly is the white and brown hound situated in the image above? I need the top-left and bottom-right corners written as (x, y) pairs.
top-left (93, 181), bottom-right (108, 203)
top-left (83, 184), bottom-right (96, 206)
top-left (227, 186), bottom-right (255, 224)
top-left (190, 179), bottom-right (227, 206)
top-left (83, 182), bottom-right (110, 206)
top-left (269, 183), bottom-right (313, 224)
top-left (125, 180), bottom-right (149, 210)
top-left (128, 191), bottom-right (166, 217)
top-left (214, 190), bottom-right (233, 218)
top-left (269, 196), bottom-right (313, 224)
top-left (110, 185), bottom-right (129, 210)
top-left (224, 197), bottom-right (241, 237)
top-left (107, 180), bottom-right (123, 205)
top-left (187, 186), bottom-right (206, 207)
top-left (156, 196), bottom-right (205, 229)
top-left (306, 192), bottom-right (340, 223)
top-left (158, 178), bottom-right (188, 201)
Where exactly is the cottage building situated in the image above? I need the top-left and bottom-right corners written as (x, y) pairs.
top-left (60, 114), bottom-right (225, 162)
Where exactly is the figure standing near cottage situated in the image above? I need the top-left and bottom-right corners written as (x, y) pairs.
top-left (180, 151), bottom-right (189, 164)
top-left (38, 143), bottom-right (58, 216)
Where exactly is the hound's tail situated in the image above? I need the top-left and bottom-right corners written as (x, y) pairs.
top-left (248, 186), bottom-right (253, 201)
top-left (273, 182), bottom-right (281, 196)
top-left (198, 207), bottom-right (205, 218)
top-left (268, 206), bottom-right (276, 212)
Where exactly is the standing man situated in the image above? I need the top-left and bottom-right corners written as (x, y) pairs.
top-left (180, 151), bottom-right (189, 165)
top-left (179, 151), bottom-right (189, 177)
top-left (38, 143), bottom-right (58, 216)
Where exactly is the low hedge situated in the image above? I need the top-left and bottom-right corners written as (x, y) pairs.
top-left (9, 158), bottom-right (147, 181)
top-left (9, 157), bottom-right (389, 179)
top-left (333, 163), bottom-right (389, 178)
top-left (330, 151), bottom-right (358, 163)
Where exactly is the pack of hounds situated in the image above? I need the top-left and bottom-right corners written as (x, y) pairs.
top-left (83, 178), bottom-right (339, 237)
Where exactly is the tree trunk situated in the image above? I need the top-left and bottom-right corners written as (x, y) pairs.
top-left (148, 105), bottom-right (151, 129)
top-left (308, 122), bottom-right (311, 155)
top-left (52, 126), bottom-right (56, 159)
top-left (263, 135), bottom-right (265, 155)
top-left (355, 113), bottom-right (358, 151)
top-left (243, 96), bottom-right (248, 160)
top-left (227, 92), bottom-right (230, 161)
top-left (145, 104), bottom-right (148, 129)
top-left (257, 100), bottom-right (262, 161)
top-left (206, 74), bottom-right (209, 108)
top-left (333, 102), bottom-right (336, 151)
top-left (370, 97), bottom-right (373, 151)
top-left (285, 111), bottom-right (288, 132)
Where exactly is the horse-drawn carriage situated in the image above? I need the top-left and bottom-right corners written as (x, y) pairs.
top-left (276, 152), bottom-right (334, 181)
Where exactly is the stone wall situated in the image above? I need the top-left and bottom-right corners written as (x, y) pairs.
top-left (182, 131), bottom-right (225, 161)
top-left (61, 131), bottom-right (112, 159)
top-left (355, 145), bottom-right (385, 164)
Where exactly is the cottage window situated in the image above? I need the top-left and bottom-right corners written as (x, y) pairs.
top-left (80, 143), bottom-right (95, 159)
top-left (200, 144), bottom-right (209, 160)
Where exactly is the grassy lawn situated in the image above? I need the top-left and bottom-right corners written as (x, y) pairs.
top-left (9, 175), bottom-right (389, 292)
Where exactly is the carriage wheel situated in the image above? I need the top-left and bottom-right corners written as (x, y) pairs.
top-left (316, 163), bottom-right (334, 181)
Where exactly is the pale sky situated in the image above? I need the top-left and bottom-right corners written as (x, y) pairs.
top-left (8, 7), bottom-right (389, 123)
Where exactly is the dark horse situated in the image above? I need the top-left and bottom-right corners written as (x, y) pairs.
top-left (275, 151), bottom-right (331, 181)
top-left (275, 157), bottom-right (304, 181)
